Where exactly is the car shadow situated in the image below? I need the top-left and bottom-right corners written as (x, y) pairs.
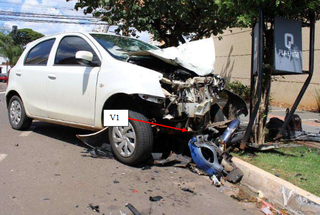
top-left (29, 121), bottom-right (190, 169)
top-left (31, 121), bottom-right (98, 148)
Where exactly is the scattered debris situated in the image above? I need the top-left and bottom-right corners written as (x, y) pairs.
top-left (229, 187), bottom-right (257, 203)
top-left (181, 188), bottom-right (195, 194)
top-left (230, 194), bottom-right (242, 202)
top-left (246, 142), bottom-right (302, 151)
top-left (260, 200), bottom-right (285, 215)
top-left (210, 175), bottom-right (222, 187)
top-left (258, 190), bottom-right (265, 199)
top-left (151, 153), bottom-right (163, 160)
top-left (141, 166), bottom-right (151, 170)
top-left (261, 205), bottom-right (273, 215)
top-left (149, 196), bottom-right (163, 202)
top-left (295, 131), bottom-right (320, 143)
top-left (189, 164), bottom-right (208, 175)
top-left (125, 203), bottom-right (143, 215)
top-left (81, 145), bottom-right (113, 159)
top-left (77, 128), bottom-right (113, 159)
top-left (294, 173), bottom-right (302, 177)
top-left (88, 204), bottom-right (100, 213)
top-left (154, 151), bottom-right (191, 166)
top-left (226, 168), bottom-right (244, 183)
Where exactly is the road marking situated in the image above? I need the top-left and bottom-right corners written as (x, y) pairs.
top-left (0, 154), bottom-right (7, 163)
top-left (0, 92), bottom-right (5, 94)
top-left (19, 126), bottom-right (35, 137)
top-left (20, 131), bottom-right (33, 137)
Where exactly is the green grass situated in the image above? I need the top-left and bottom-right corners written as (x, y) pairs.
top-left (232, 146), bottom-right (320, 197)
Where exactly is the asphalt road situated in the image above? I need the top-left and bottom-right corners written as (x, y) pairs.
top-left (0, 83), bottom-right (260, 215)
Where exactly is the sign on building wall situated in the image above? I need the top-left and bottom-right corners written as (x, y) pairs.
top-left (274, 16), bottom-right (302, 74)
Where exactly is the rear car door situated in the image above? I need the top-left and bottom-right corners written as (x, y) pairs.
top-left (18, 38), bottom-right (56, 117)
top-left (46, 34), bottom-right (101, 125)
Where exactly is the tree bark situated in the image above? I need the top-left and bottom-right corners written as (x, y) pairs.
top-left (253, 71), bottom-right (271, 144)
top-left (253, 26), bottom-right (274, 145)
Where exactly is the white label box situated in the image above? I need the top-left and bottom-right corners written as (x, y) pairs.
top-left (103, 110), bottom-right (129, 126)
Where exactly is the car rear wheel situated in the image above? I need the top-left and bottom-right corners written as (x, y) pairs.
top-left (108, 110), bottom-right (153, 166)
top-left (8, 96), bottom-right (32, 130)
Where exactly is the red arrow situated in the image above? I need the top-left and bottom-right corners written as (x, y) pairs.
top-left (128, 118), bottom-right (187, 132)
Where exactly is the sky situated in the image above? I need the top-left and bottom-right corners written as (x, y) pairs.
top-left (0, 0), bottom-right (150, 42)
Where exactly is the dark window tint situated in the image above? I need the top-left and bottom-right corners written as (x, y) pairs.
top-left (55, 36), bottom-right (100, 66)
top-left (25, 39), bottom-right (55, 65)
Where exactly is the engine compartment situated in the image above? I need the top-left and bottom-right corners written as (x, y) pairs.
top-left (128, 55), bottom-right (227, 134)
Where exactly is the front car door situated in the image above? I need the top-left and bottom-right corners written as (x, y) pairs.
top-left (46, 34), bottom-right (101, 125)
top-left (18, 38), bottom-right (56, 118)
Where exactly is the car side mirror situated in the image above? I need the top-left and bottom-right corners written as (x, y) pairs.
top-left (75, 51), bottom-right (93, 65)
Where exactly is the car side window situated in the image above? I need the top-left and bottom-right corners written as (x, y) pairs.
top-left (25, 39), bottom-right (55, 65)
top-left (55, 36), bottom-right (100, 66)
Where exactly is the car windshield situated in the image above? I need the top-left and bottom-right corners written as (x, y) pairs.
top-left (90, 34), bottom-right (159, 61)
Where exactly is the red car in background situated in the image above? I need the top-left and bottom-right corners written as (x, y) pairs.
top-left (0, 74), bottom-right (8, 83)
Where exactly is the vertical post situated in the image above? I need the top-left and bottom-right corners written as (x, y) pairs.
top-left (241, 9), bottom-right (264, 149)
top-left (275, 14), bottom-right (315, 140)
top-left (249, 25), bottom-right (255, 118)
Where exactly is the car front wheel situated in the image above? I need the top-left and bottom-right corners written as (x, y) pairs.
top-left (108, 110), bottom-right (153, 166)
top-left (8, 96), bottom-right (32, 130)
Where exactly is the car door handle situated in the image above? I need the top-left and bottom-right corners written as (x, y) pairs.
top-left (16, 72), bottom-right (21, 76)
top-left (48, 74), bottom-right (56, 80)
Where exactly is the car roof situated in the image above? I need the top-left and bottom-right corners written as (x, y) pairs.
top-left (38, 32), bottom-right (124, 41)
top-left (25, 32), bottom-right (129, 48)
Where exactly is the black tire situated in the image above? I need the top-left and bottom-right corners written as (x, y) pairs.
top-left (8, 95), bottom-right (32, 130)
top-left (108, 110), bottom-right (153, 166)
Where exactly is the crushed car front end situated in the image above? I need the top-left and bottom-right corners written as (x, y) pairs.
top-left (86, 33), bottom-right (248, 180)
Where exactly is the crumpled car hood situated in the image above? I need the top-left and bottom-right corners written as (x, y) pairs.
top-left (129, 38), bottom-right (216, 76)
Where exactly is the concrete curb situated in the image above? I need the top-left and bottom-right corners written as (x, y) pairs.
top-left (233, 157), bottom-right (320, 215)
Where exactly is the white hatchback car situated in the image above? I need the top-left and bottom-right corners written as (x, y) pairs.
top-left (6, 32), bottom-right (246, 165)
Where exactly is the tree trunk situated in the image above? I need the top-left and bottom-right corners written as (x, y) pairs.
top-left (253, 26), bottom-right (274, 145)
top-left (253, 71), bottom-right (272, 144)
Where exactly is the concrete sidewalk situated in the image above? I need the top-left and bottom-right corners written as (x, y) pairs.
top-left (240, 106), bottom-right (320, 133)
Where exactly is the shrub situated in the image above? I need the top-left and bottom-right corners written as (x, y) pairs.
top-left (226, 80), bottom-right (250, 100)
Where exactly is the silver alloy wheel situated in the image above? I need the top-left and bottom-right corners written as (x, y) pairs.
top-left (10, 100), bottom-right (22, 126)
top-left (111, 123), bottom-right (136, 157)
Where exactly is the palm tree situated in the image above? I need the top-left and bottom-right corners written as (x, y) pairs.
top-left (0, 33), bottom-right (23, 67)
